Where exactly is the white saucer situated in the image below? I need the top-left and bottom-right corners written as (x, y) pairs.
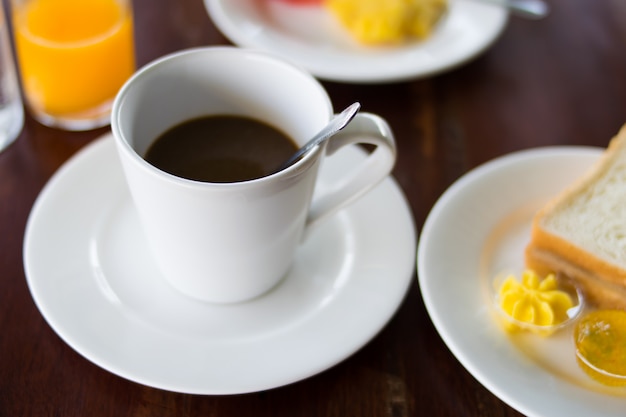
top-left (418, 147), bottom-right (626, 417)
top-left (204, 0), bottom-right (508, 83)
top-left (23, 134), bottom-right (416, 394)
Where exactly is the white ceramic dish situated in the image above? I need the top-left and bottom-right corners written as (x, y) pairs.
top-left (204, 0), bottom-right (508, 83)
top-left (418, 146), bottom-right (626, 417)
top-left (23, 134), bottom-right (416, 394)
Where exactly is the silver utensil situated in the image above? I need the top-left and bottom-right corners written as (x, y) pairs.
top-left (467, 0), bottom-right (550, 20)
top-left (275, 102), bottom-right (361, 173)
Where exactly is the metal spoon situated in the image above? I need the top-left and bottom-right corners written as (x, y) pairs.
top-left (274, 102), bottom-right (361, 173)
top-left (466, 0), bottom-right (550, 20)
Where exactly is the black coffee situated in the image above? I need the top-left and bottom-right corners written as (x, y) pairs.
top-left (144, 115), bottom-right (298, 183)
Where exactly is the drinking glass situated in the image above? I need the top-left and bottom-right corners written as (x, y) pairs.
top-left (10, 0), bottom-right (136, 131)
top-left (0, 5), bottom-right (23, 152)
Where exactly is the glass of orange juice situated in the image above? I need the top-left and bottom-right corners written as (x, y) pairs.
top-left (10, 0), bottom-right (136, 131)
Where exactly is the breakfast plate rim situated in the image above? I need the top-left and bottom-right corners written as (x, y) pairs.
top-left (417, 145), bottom-right (626, 417)
top-left (203, 0), bottom-right (509, 83)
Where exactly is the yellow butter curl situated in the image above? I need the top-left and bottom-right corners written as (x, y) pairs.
top-left (497, 270), bottom-right (574, 333)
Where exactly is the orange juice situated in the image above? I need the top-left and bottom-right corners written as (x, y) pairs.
top-left (12, 0), bottom-right (135, 129)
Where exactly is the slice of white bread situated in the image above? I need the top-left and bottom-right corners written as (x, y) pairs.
top-left (525, 124), bottom-right (626, 310)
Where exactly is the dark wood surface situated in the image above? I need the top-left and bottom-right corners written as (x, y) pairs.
top-left (2, 0), bottom-right (625, 415)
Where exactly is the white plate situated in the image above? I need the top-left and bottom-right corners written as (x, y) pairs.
top-left (23, 134), bottom-right (416, 394)
top-left (418, 147), bottom-right (626, 417)
top-left (204, 0), bottom-right (508, 83)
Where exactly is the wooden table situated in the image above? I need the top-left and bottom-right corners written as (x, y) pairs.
top-left (2, 0), bottom-right (625, 415)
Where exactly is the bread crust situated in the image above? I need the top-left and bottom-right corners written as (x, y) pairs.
top-left (524, 124), bottom-right (626, 309)
top-left (525, 247), bottom-right (626, 310)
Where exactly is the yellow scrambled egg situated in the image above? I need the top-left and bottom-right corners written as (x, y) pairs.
top-left (326, 0), bottom-right (448, 45)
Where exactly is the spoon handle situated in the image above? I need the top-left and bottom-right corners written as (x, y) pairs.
top-left (277, 102), bottom-right (361, 172)
top-left (466, 0), bottom-right (550, 19)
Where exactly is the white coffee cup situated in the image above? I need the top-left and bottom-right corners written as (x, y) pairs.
top-left (111, 47), bottom-right (396, 303)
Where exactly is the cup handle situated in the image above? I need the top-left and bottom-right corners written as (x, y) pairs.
top-left (306, 112), bottom-right (396, 228)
